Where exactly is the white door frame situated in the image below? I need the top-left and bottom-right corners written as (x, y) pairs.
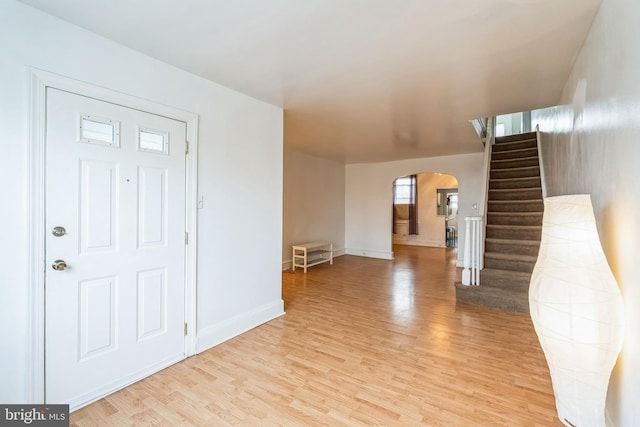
top-left (27, 68), bottom-right (199, 403)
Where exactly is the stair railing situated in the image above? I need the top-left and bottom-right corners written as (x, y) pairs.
top-left (478, 116), bottom-right (495, 219)
top-left (535, 124), bottom-right (548, 198)
top-left (462, 116), bottom-right (495, 286)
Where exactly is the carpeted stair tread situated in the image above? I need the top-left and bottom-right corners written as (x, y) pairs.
top-left (488, 199), bottom-right (543, 205)
top-left (490, 166), bottom-right (540, 179)
top-left (495, 132), bottom-right (537, 143)
top-left (488, 199), bottom-right (544, 212)
top-left (484, 252), bottom-right (537, 262)
top-left (486, 222), bottom-right (541, 227)
top-left (479, 268), bottom-right (532, 290)
top-left (485, 237), bottom-right (540, 246)
top-left (485, 238), bottom-right (541, 256)
top-left (488, 211), bottom-right (543, 217)
top-left (488, 188), bottom-right (542, 200)
top-left (490, 165), bottom-right (540, 173)
top-left (489, 176), bottom-right (542, 189)
top-left (455, 282), bottom-right (529, 314)
top-left (491, 147), bottom-right (538, 160)
top-left (489, 193), bottom-right (542, 200)
top-left (486, 225), bottom-right (542, 240)
top-left (481, 267), bottom-right (531, 280)
top-left (487, 212), bottom-right (543, 226)
top-left (491, 156), bottom-right (540, 169)
top-left (484, 253), bottom-right (536, 273)
top-left (492, 139), bottom-right (537, 153)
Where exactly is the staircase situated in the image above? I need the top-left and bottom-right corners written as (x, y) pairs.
top-left (456, 132), bottom-right (543, 314)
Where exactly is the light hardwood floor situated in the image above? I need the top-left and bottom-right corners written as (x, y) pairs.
top-left (71, 245), bottom-right (560, 426)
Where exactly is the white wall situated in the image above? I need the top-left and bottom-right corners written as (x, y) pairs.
top-left (282, 149), bottom-right (345, 268)
top-left (345, 153), bottom-right (483, 264)
top-left (393, 174), bottom-right (459, 247)
top-left (496, 112), bottom-right (523, 136)
top-left (533, 0), bottom-right (640, 424)
top-left (0, 1), bottom-right (283, 403)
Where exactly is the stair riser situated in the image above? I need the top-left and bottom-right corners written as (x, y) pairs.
top-left (490, 168), bottom-right (540, 179)
top-left (479, 271), bottom-right (532, 290)
top-left (486, 227), bottom-right (541, 240)
top-left (487, 214), bottom-right (542, 226)
top-left (489, 178), bottom-right (541, 189)
top-left (485, 241), bottom-right (540, 256)
top-left (484, 257), bottom-right (535, 273)
top-left (491, 148), bottom-right (538, 160)
top-left (491, 157), bottom-right (539, 169)
top-left (488, 201), bottom-right (544, 212)
top-left (455, 287), bottom-right (530, 314)
top-left (489, 189), bottom-right (542, 201)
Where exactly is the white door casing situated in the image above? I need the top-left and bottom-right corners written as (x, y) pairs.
top-left (44, 87), bottom-right (189, 409)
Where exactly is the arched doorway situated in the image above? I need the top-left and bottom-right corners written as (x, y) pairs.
top-left (392, 172), bottom-right (459, 248)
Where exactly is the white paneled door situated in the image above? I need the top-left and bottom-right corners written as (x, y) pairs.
top-left (45, 88), bottom-right (187, 409)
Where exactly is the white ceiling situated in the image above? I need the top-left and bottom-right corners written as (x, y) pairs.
top-left (20, 0), bottom-right (601, 163)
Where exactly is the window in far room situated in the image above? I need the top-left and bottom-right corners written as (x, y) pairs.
top-left (393, 176), bottom-right (414, 204)
top-left (393, 175), bottom-right (418, 235)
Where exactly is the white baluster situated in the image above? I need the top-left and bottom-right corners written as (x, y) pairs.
top-left (463, 216), bottom-right (483, 286)
top-left (462, 218), bottom-right (471, 285)
top-left (471, 219), bottom-right (477, 285)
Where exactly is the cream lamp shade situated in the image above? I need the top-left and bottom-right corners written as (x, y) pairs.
top-left (529, 195), bottom-right (624, 427)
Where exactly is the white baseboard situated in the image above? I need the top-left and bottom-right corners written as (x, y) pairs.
top-left (282, 248), bottom-right (345, 270)
top-left (344, 248), bottom-right (393, 260)
top-left (196, 299), bottom-right (285, 353)
top-left (69, 353), bottom-right (184, 411)
top-left (392, 239), bottom-right (446, 248)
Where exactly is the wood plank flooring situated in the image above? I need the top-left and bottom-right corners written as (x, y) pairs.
top-left (71, 245), bottom-right (560, 426)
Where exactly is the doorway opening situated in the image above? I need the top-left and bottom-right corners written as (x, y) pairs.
top-left (392, 173), bottom-right (459, 249)
top-left (436, 188), bottom-right (459, 247)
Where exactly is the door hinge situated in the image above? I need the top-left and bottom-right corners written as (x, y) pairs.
top-left (184, 323), bottom-right (188, 336)
top-left (185, 140), bottom-right (189, 155)
top-left (185, 231), bottom-right (189, 245)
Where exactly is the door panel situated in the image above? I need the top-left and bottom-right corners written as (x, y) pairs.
top-left (137, 267), bottom-right (168, 341)
top-left (79, 276), bottom-right (117, 360)
top-left (45, 88), bottom-right (187, 409)
top-left (80, 159), bottom-right (118, 253)
top-left (138, 166), bottom-right (168, 246)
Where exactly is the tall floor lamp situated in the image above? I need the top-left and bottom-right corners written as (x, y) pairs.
top-left (529, 195), bottom-right (624, 427)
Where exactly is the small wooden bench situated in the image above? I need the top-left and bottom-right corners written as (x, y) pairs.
top-left (292, 241), bottom-right (333, 273)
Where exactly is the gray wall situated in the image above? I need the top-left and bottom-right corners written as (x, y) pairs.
top-left (533, 0), bottom-right (640, 423)
top-left (282, 149), bottom-right (346, 268)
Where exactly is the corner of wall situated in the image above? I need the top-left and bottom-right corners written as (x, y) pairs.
top-left (196, 299), bottom-right (285, 353)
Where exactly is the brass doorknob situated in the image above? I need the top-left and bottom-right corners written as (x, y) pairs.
top-left (52, 260), bottom-right (68, 271)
